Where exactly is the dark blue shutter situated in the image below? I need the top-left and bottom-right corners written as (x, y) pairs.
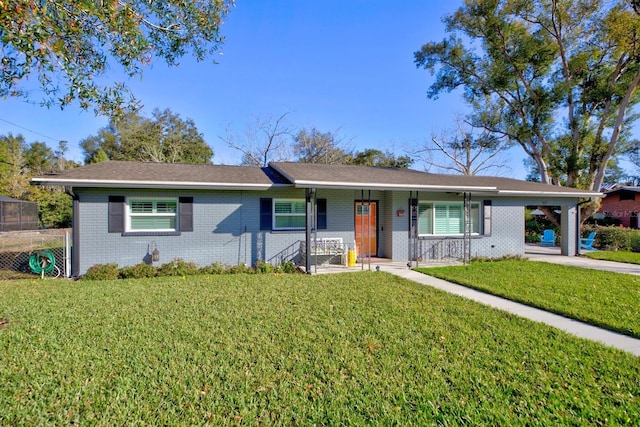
top-left (179, 197), bottom-right (193, 232)
top-left (108, 196), bottom-right (125, 233)
top-left (317, 198), bottom-right (327, 230)
top-left (260, 198), bottom-right (272, 230)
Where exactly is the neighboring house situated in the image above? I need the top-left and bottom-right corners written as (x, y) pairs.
top-left (32, 161), bottom-right (601, 276)
top-left (597, 186), bottom-right (640, 228)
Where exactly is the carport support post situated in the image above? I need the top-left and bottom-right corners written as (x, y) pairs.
top-left (560, 204), bottom-right (578, 256)
top-left (305, 188), bottom-right (315, 274)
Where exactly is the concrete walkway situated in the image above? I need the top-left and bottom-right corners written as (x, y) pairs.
top-left (329, 247), bottom-right (640, 356)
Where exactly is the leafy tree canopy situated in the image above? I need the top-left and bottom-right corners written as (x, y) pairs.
top-left (1, 0), bottom-right (233, 115)
top-left (0, 133), bottom-right (77, 228)
top-left (415, 0), bottom-right (640, 196)
top-left (293, 127), bottom-right (351, 164)
top-left (80, 108), bottom-right (213, 164)
top-left (348, 148), bottom-right (413, 169)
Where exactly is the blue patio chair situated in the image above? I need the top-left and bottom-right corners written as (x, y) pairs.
top-left (540, 229), bottom-right (556, 246)
top-left (580, 231), bottom-right (597, 251)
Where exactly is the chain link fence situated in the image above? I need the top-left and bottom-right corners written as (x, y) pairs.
top-left (0, 229), bottom-right (71, 280)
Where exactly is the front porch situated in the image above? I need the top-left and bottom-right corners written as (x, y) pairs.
top-left (306, 244), bottom-right (570, 275)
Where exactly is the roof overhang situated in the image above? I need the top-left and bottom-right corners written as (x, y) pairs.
top-left (32, 161), bottom-right (606, 198)
top-left (288, 179), bottom-right (499, 193)
top-left (269, 162), bottom-right (603, 197)
top-left (497, 190), bottom-right (603, 198)
top-left (31, 177), bottom-right (278, 191)
top-left (281, 178), bottom-right (602, 197)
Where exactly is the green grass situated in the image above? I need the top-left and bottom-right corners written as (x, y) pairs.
top-left (416, 260), bottom-right (640, 338)
top-left (1, 272), bottom-right (639, 425)
top-left (584, 250), bottom-right (640, 265)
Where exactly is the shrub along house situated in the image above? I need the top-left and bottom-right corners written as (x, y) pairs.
top-left (32, 161), bottom-right (601, 276)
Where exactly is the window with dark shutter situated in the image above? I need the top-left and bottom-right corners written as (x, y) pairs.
top-left (260, 198), bottom-right (272, 230)
top-left (317, 198), bottom-right (327, 230)
top-left (108, 196), bottom-right (125, 233)
top-left (179, 197), bottom-right (193, 232)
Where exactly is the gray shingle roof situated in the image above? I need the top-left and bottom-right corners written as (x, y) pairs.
top-left (32, 161), bottom-right (282, 190)
top-left (270, 162), bottom-right (602, 197)
top-left (31, 160), bottom-right (602, 197)
top-left (604, 186), bottom-right (640, 195)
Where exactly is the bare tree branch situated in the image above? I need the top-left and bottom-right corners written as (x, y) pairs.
top-left (221, 112), bottom-right (295, 166)
top-left (411, 116), bottom-right (512, 176)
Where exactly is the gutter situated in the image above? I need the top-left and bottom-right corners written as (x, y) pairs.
top-left (289, 179), bottom-right (499, 193)
top-left (31, 178), bottom-right (285, 191)
top-left (497, 190), bottom-right (603, 198)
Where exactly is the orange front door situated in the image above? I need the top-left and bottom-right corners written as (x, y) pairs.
top-left (355, 201), bottom-right (377, 258)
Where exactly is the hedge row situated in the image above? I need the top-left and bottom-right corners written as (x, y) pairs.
top-left (83, 258), bottom-right (300, 281)
top-left (581, 225), bottom-right (640, 252)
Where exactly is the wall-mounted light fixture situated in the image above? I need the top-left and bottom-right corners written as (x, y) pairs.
top-left (396, 209), bottom-right (406, 217)
top-left (150, 241), bottom-right (160, 262)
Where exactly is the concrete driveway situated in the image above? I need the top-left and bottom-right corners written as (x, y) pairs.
top-left (525, 244), bottom-right (640, 276)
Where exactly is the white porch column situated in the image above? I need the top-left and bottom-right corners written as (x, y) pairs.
top-left (560, 204), bottom-right (578, 256)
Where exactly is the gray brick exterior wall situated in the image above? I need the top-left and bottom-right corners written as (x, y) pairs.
top-left (73, 188), bottom-right (576, 275)
top-left (77, 188), bottom-right (315, 274)
top-left (76, 188), bottom-right (380, 274)
top-left (471, 199), bottom-right (524, 258)
top-left (388, 194), bottom-right (528, 262)
top-left (560, 204), bottom-right (578, 255)
top-left (388, 191), bottom-right (411, 261)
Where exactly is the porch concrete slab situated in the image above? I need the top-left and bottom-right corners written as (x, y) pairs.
top-left (372, 262), bottom-right (640, 357)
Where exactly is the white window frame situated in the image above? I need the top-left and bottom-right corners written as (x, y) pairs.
top-left (417, 201), bottom-right (481, 236)
top-left (273, 198), bottom-right (306, 231)
top-left (126, 197), bottom-right (178, 232)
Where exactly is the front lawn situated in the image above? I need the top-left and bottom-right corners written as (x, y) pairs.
top-left (1, 272), bottom-right (639, 425)
top-left (417, 260), bottom-right (640, 338)
top-left (584, 250), bottom-right (640, 265)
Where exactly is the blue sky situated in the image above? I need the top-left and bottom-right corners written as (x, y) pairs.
top-left (0, 0), bottom-right (529, 178)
